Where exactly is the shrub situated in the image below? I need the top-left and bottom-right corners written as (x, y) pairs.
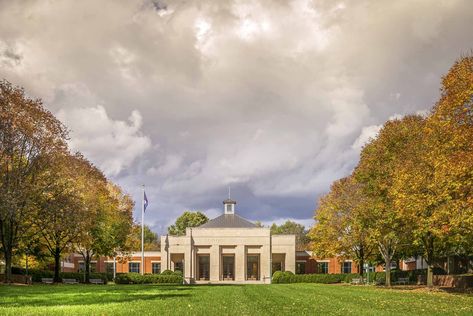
top-left (173, 270), bottom-right (183, 276)
top-left (114, 272), bottom-right (182, 284)
top-left (161, 270), bottom-right (174, 275)
top-left (272, 271), bottom-right (284, 283)
top-left (17, 269), bottom-right (109, 283)
top-left (271, 272), bottom-right (380, 284)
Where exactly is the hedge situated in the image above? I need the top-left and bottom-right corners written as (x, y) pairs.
top-left (272, 269), bottom-right (428, 284)
top-left (11, 267), bottom-right (112, 283)
top-left (114, 272), bottom-right (183, 284)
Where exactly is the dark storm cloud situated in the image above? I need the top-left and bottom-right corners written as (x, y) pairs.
top-left (1, 0), bottom-right (472, 234)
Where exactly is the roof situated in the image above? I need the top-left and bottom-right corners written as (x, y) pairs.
top-left (198, 214), bottom-right (257, 228)
top-left (223, 198), bottom-right (236, 204)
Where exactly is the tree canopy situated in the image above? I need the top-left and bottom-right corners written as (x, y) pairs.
top-left (167, 211), bottom-right (209, 236)
top-left (270, 220), bottom-right (310, 250)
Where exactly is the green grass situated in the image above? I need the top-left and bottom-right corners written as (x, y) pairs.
top-left (0, 283), bottom-right (472, 315)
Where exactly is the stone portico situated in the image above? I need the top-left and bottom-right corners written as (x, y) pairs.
top-left (161, 198), bottom-right (296, 284)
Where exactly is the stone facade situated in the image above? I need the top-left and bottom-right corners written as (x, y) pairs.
top-left (161, 210), bottom-right (296, 284)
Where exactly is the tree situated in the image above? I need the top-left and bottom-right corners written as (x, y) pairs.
top-left (126, 224), bottom-right (160, 251)
top-left (33, 153), bottom-right (96, 282)
top-left (75, 181), bottom-right (134, 283)
top-left (355, 115), bottom-right (425, 286)
top-left (168, 211), bottom-right (209, 236)
top-left (270, 221), bottom-right (310, 250)
top-left (392, 55), bottom-right (473, 286)
top-left (310, 176), bottom-right (376, 277)
top-left (254, 221), bottom-right (264, 228)
top-left (0, 80), bottom-right (67, 282)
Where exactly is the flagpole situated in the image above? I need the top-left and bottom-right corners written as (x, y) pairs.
top-left (141, 185), bottom-right (145, 275)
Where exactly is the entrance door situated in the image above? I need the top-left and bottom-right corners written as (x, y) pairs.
top-left (222, 255), bottom-right (235, 281)
top-left (197, 255), bottom-right (210, 281)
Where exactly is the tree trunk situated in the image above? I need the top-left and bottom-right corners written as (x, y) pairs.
top-left (54, 248), bottom-right (61, 283)
top-left (1, 220), bottom-right (14, 283)
top-left (359, 246), bottom-right (364, 283)
top-left (4, 250), bottom-right (12, 283)
top-left (359, 259), bottom-right (364, 278)
top-left (427, 264), bottom-right (434, 287)
top-left (385, 259), bottom-right (392, 287)
top-left (85, 250), bottom-right (91, 283)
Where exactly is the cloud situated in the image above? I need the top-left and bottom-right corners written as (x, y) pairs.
top-left (1, 0), bottom-right (472, 233)
top-left (57, 104), bottom-right (151, 176)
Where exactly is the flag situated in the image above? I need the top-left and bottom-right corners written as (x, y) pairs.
top-left (144, 191), bottom-right (149, 212)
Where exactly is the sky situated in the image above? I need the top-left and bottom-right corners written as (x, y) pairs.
top-left (1, 0), bottom-right (473, 234)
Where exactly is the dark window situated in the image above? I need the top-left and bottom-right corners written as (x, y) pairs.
top-left (129, 262), bottom-right (140, 273)
top-left (90, 262), bottom-right (97, 273)
top-left (247, 255), bottom-right (260, 280)
top-left (106, 262), bottom-right (114, 274)
top-left (152, 262), bottom-right (161, 274)
top-left (272, 262), bottom-right (282, 273)
top-left (296, 262), bottom-right (306, 274)
top-left (222, 255), bottom-right (235, 280)
top-left (198, 256), bottom-right (210, 280)
top-left (226, 204), bottom-right (232, 212)
top-left (78, 262), bottom-right (85, 272)
top-left (342, 261), bottom-right (352, 274)
top-left (318, 262), bottom-right (328, 274)
top-left (174, 261), bottom-right (183, 272)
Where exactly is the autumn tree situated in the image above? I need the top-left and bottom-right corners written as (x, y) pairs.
top-left (33, 153), bottom-right (97, 282)
top-left (355, 115), bottom-right (425, 286)
top-left (124, 224), bottom-right (160, 252)
top-left (310, 176), bottom-right (376, 277)
top-left (168, 211), bottom-right (209, 236)
top-left (271, 220), bottom-right (310, 250)
top-left (392, 55), bottom-right (473, 286)
top-left (74, 177), bottom-right (134, 283)
top-left (0, 80), bottom-right (67, 282)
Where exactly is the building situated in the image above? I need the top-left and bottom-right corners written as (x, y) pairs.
top-left (67, 197), bottom-right (449, 281)
top-left (161, 198), bottom-right (296, 284)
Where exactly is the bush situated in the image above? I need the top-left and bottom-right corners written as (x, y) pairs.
top-left (161, 270), bottom-right (174, 275)
top-left (114, 272), bottom-right (182, 284)
top-left (173, 270), bottom-right (183, 276)
top-left (16, 269), bottom-right (109, 283)
top-left (272, 271), bottom-right (284, 283)
top-left (272, 272), bottom-right (378, 284)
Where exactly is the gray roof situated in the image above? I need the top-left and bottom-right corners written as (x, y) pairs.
top-left (223, 198), bottom-right (236, 204)
top-left (198, 214), bottom-right (257, 228)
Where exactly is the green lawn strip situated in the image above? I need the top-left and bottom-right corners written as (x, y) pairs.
top-left (1, 283), bottom-right (472, 316)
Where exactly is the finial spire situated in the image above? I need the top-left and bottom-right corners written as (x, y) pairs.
top-left (228, 186), bottom-right (231, 199)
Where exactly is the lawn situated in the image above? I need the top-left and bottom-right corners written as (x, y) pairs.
top-left (0, 283), bottom-right (472, 315)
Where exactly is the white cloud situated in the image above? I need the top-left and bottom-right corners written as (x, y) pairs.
top-left (57, 105), bottom-right (151, 177)
top-left (1, 0), bottom-right (472, 233)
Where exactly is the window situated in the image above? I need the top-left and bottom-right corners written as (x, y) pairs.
top-left (106, 262), bottom-right (114, 274)
top-left (226, 204), bottom-right (232, 213)
top-left (247, 255), bottom-right (260, 280)
top-left (174, 261), bottom-right (183, 272)
top-left (296, 262), bottom-right (306, 274)
top-left (272, 262), bottom-right (282, 273)
top-left (78, 262), bottom-right (96, 272)
top-left (129, 262), bottom-right (140, 273)
top-left (222, 255), bottom-right (235, 280)
top-left (152, 262), bottom-right (161, 274)
top-left (197, 256), bottom-right (210, 281)
top-left (342, 261), bottom-right (352, 274)
top-left (318, 262), bottom-right (328, 274)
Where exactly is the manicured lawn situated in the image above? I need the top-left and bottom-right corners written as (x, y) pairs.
top-left (0, 283), bottom-right (472, 315)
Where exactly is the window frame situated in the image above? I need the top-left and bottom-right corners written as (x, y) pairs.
top-left (129, 262), bottom-right (141, 273)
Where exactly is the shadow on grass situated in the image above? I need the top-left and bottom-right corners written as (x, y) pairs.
top-left (0, 284), bottom-right (192, 308)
